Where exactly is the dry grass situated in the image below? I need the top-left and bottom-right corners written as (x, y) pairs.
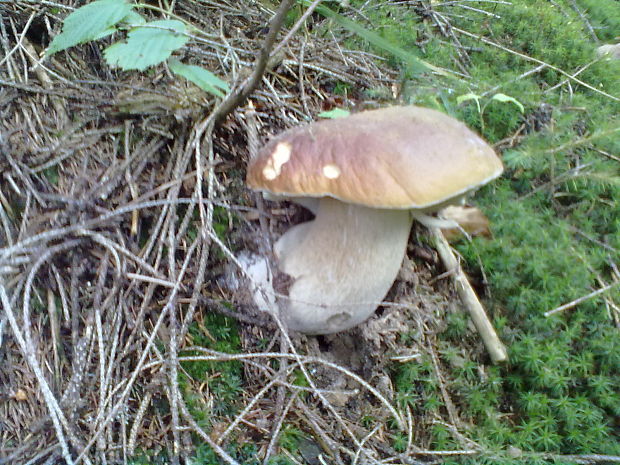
top-left (0, 1), bottom-right (476, 464)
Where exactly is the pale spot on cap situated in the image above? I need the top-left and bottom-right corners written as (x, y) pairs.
top-left (322, 164), bottom-right (341, 179)
top-left (262, 142), bottom-right (292, 180)
top-left (263, 166), bottom-right (277, 180)
top-left (272, 142), bottom-right (291, 166)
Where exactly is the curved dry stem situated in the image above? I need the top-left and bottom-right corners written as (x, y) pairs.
top-left (0, 282), bottom-right (75, 465)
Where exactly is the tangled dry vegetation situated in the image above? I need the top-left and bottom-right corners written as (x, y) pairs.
top-left (1, 1), bottom-right (498, 464)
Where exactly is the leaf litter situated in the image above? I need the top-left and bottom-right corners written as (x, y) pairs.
top-left (0, 1), bottom-right (496, 463)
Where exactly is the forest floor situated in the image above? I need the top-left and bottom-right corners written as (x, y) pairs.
top-left (1, 1), bottom-right (619, 464)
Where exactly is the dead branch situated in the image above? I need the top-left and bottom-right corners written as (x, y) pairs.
top-left (212, 0), bottom-right (297, 124)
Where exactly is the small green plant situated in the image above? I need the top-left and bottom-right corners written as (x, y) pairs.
top-left (42, 166), bottom-right (60, 186)
top-left (278, 425), bottom-right (304, 451)
top-left (456, 92), bottom-right (525, 131)
top-left (46, 0), bottom-right (229, 96)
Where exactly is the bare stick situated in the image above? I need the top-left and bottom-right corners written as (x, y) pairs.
top-left (272, 0), bottom-right (324, 57)
top-left (212, 0), bottom-right (297, 124)
top-left (567, 0), bottom-right (599, 43)
top-left (543, 454), bottom-right (620, 464)
top-left (178, 396), bottom-right (241, 465)
top-left (430, 227), bottom-right (508, 364)
top-left (544, 280), bottom-right (620, 317)
top-left (263, 392), bottom-right (297, 464)
top-left (0, 282), bottom-right (74, 465)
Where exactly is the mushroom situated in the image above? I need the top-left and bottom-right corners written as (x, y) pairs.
top-left (246, 106), bottom-right (503, 335)
top-left (596, 43), bottom-right (620, 60)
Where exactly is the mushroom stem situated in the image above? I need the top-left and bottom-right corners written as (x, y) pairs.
top-left (275, 198), bottom-right (412, 335)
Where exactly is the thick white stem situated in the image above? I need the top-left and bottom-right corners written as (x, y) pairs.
top-left (275, 198), bottom-right (412, 334)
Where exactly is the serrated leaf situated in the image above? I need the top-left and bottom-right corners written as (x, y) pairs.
top-left (169, 59), bottom-right (229, 97)
top-left (492, 93), bottom-right (525, 113)
top-left (46, 0), bottom-right (132, 56)
top-left (317, 108), bottom-right (350, 119)
top-left (104, 20), bottom-right (189, 71)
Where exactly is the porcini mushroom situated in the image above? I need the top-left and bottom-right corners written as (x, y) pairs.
top-left (246, 106), bottom-right (503, 335)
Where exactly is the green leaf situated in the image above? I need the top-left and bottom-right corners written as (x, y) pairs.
top-left (92, 27), bottom-right (117, 41)
top-left (317, 108), bottom-right (350, 119)
top-left (168, 59), bottom-right (229, 97)
top-left (456, 92), bottom-right (482, 113)
top-left (492, 93), bottom-right (525, 113)
top-left (104, 20), bottom-right (189, 71)
top-left (120, 10), bottom-right (146, 27)
top-left (456, 92), bottom-right (481, 105)
top-left (46, 0), bottom-right (133, 56)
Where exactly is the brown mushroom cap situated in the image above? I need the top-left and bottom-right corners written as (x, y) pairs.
top-left (247, 106), bottom-right (503, 209)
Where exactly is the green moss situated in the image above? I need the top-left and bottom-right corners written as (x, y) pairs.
top-left (181, 313), bottom-right (243, 420)
top-left (278, 425), bottom-right (303, 451)
top-left (129, 449), bottom-right (170, 465)
top-left (42, 166), bottom-right (60, 186)
top-left (353, 0), bottom-right (620, 460)
top-left (576, 0), bottom-right (620, 41)
top-left (188, 431), bottom-right (302, 464)
top-left (190, 442), bottom-right (262, 465)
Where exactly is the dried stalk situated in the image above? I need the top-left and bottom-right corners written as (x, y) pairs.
top-left (430, 227), bottom-right (508, 364)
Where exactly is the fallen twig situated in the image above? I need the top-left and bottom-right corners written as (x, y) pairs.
top-left (213, 0), bottom-right (297, 124)
top-left (544, 280), bottom-right (620, 317)
top-left (430, 227), bottom-right (508, 363)
top-left (452, 26), bottom-right (619, 102)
